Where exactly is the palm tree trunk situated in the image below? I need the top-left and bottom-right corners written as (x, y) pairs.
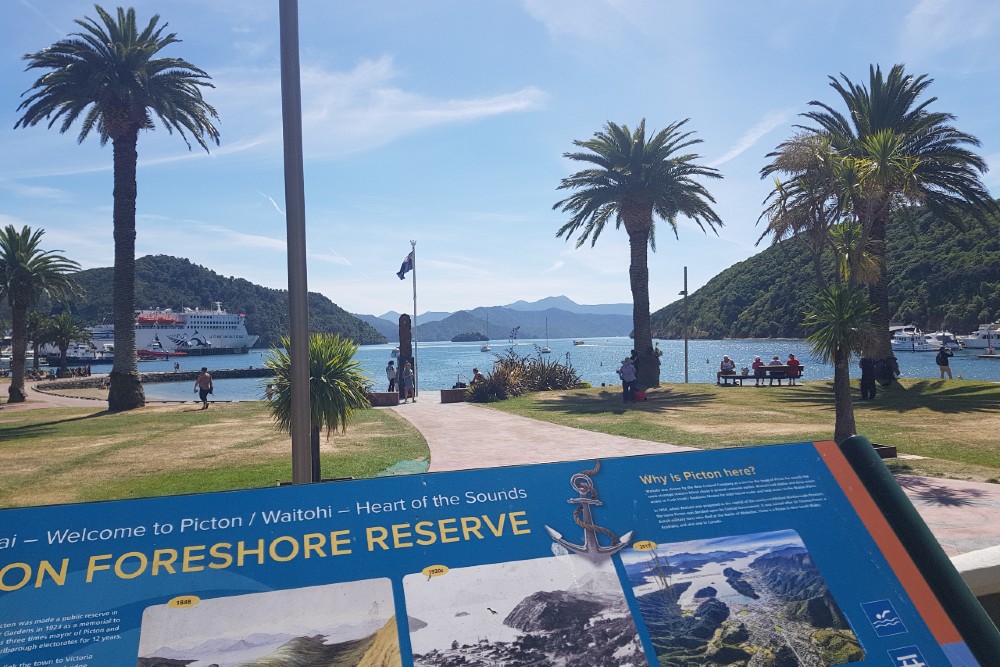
top-left (107, 132), bottom-right (145, 411)
top-left (833, 345), bottom-right (857, 443)
top-left (868, 211), bottom-right (892, 361)
top-left (7, 303), bottom-right (28, 403)
top-left (58, 343), bottom-right (69, 379)
top-left (627, 223), bottom-right (660, 389)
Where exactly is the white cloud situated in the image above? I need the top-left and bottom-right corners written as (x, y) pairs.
top-left (0, 179), bottom-right (68, 199)
top-left (709, 109), bottom-right (796, 168)
top-left (16, 0), bottom-right (67, 36)
top-left (258, 192), bottom-right (285, 216)
top-left (900, 0), bottom-right (1000, 57)
top-left (522, 0), bottom-right (642, 41)
top-left (310, 248), bottom-right (352, 266)
top-left (209, 57), bottom-right (547, 162)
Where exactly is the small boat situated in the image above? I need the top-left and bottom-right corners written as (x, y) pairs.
top-left (573, 339), bottom-right (586, 346)
top-left (481, 313), bottom-right (491, 352)
top-left (959, 324), bottom-right (1000, 350)
top-left (540, 317), bottom-right (551, 354)
top-left (890, 327), bottom-right (937, 352)
top-left (391, 346), bottom-right (399, 357)
top-left (138, 340), bottom-right (187, 358)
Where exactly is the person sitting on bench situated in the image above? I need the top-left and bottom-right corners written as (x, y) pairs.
top-left (752, 356), bottom-right (766, 386)
top-left (717, 355), bottom-right (736, 385)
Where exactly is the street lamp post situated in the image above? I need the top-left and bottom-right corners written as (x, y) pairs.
top-left (680, 266), bottom-right (689, 383)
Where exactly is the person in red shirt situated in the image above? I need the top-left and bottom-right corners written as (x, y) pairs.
top-left (751, 356), bottom-right (766, 386)
top-left (786, 354), bottom-right (802, 385)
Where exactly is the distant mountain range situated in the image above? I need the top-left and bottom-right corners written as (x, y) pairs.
top-left (355, 297), bottom-right (633, 342)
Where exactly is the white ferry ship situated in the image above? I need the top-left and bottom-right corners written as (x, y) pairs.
top-left (89, 302), bottom-right (259, 356)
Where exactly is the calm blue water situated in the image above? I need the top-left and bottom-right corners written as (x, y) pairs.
top-left (139, 337), bottom-right (1000, 402)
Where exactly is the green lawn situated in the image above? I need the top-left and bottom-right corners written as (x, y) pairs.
top-left (0, 401), bottom-right (428, 508)
top-left (3, 377), bottom-right (998, 509)
top-left (485, 379), bottom-right (1000, 482)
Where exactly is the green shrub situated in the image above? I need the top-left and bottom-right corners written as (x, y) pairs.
top-left (468, 349), bottom-right (582, 403)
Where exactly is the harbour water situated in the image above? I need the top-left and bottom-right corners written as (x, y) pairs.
top-left (138, 337), bottom-right (1000, 402)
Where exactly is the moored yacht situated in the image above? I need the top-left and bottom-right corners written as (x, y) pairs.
top-left (890, 327), bottom-right (937, 352)
top-left (959, 324), bottom-right (1000, 350)
top-left (926, 330), bottom-right (963, 351)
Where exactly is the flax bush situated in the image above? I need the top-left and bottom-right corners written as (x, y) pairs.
top-left (468, 348), bottom-right (582, 403)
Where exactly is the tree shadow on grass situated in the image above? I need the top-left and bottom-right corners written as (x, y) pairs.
top-left (531, 387), bottom-right (715, 416)
top-left (768, 380), bottom-right (1000, 415)
top-left (864, 380), bottom-right (1000, 414)
top-left (895, 474), bottom-right (989, 507)
top-left (0, 410), bottom-right (111, 440)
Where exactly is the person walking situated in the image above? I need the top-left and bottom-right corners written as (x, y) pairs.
top-left (401, 361), bottom-right (415, 403)
top-left (194, 367), bottom-right (213, 409)
top-left (386, 360), bottom-right (397, 392)
top-left (859, 355), bottom-right (877, 400)
top-left (936, 346), bottom-right (954, 379)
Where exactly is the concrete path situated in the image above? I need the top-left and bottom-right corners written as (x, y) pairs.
top-left (1, 379), bottom-right (106, 409)
top-left (390, 397), bottom-right (1000, 558)
top-left (391, 398), bottom-right (695, 472)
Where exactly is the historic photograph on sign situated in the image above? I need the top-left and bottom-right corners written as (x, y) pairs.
top-left (404, 555), bottom-right (649, 666)
top-left (621, 529), bottom-right (864, 666)
top-left (137, 578), bottom-right (400, 667)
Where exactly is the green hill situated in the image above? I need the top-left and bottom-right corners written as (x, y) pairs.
top-left (59, 255), bottom-right (386, 348)
top-left (651, 207), bottom-right (1000, 338)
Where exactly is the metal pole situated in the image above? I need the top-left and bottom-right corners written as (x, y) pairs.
top-left (683, 266), bottom-right (689, 383)
top-left (278, 0), bottom-right (314, 483)
top-left (410, 240), bottom-right (418, 397)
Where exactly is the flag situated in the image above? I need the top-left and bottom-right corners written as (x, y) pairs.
top-left (396, 251), bottom-right (414, 280)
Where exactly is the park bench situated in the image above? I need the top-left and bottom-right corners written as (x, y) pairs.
top-left (718, 373), bottom-right (745, 386)
top-left (758, 365), bottom-right (805, 386)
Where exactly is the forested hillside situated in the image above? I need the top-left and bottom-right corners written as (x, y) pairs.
top-left (58, 255), bottom-right (385, 347)
top-left (651, 206), bottom-right (1000, 338)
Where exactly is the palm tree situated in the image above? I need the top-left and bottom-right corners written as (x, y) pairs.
top-left (802, 64), bottom-right (998, 358)
top-left (759, 131), bottom-right (852, 287)
top-left (554, 120), bottom-right (723, 388)
top-left (42, 312), bottom-right (93, 377)
top-left (16, 5), bottom-right (220, 411)
top-left (25, 310), bottom-right (49, 371)
top-left (804, 285), bottom-right (878, 443)
top-left (265, 334), bottom-right (371, 482)
top-left (0, 226), bottom-right (80, 403)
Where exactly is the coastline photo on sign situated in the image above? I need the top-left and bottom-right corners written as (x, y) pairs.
top-left (621, 529), bottom-right (864, 666)
top-left (136, 578), bottom-right (400, 667)
top-left (403, 555), bottom-right (648, 666)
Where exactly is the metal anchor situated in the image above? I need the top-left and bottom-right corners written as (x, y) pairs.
top-left (545, 461), bottom-right (632, 563)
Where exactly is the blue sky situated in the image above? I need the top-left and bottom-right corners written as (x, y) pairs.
top-left (2, 1), bottom-right (999, 318)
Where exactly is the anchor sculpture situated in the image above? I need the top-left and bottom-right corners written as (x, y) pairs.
top-left (544, 461), bottom-right (632, 562)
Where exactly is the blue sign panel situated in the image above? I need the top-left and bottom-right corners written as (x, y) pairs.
top-left (0, 442), bottom-right (977, 666)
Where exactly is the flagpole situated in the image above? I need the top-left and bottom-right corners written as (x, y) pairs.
top-left (410, 239), bottom-right (418, 397)
top-left (278, 0), bottom-right (315, 484)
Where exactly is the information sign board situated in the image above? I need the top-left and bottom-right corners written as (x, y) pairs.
top-left (0, 440), bottom-right (991, 666)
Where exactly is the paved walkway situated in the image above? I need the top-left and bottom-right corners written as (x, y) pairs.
top-left (390, 398), bottom-right (1000, 558)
